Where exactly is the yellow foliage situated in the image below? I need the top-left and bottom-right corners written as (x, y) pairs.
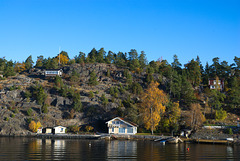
top-left (29, 121), bottom-right (42, 133)
top-left (140, 81), bottom-right (168, 134)
top-left (14, 62), bottom-right (26, 72)
top-left (29, 121), bottom-right (36, 132)
top-left (56, 54), bottom-right (69, 65)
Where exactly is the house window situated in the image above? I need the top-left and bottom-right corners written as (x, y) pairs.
top-left (127, 128), bottom-right (133, 133)
top-left (112, 121), bottom-right (115, 124)
top-left (112, 128), bottom-right (114, 133)
top-left (210, 85), bottom-right (215, 89)
top-left (119, 128), bottom-right (125, 133)
top-left (213, 80), bottom-right (216, 84)
top-left (60, 128), bottom-right (63, 132)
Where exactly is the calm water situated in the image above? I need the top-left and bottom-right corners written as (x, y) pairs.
top-left (0, 137), bottom-right (239, 160)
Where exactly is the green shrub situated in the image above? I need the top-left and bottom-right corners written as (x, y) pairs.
top-left (5, 117), bottom-right (9, 121)
top-left (41, 104), bottom-right (48, 114)
top-left (89, 91), bottom-right (94, 98)
top-left (10, 113), bottom-right (15, 118)
top-left (215, 109), bottom-right (227, 121)
top-left (14, 109), bottom-right (19, 114)
top-left (227, 128), bottom-right (233, 135)
top-left (27, 108), bottom-right (33, 116)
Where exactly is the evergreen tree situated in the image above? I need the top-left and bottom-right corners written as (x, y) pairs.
top-left (227, 76), bottom-right (240, 109)
top-left (75, 52), bottom-right (86, 64)
top-left (128, 49), bottom-right (140, 71)
top-left (184, 59), bottom-right (201, 87)
top-left (3, 60), bottom-right (15, 77)
top-left (105, 51), bottom-right (115, 64)
top-left (87, 48), bottom-right (97, 63)
top-left (25, 55), bottom-right (34, 70)
top-left (96, 48), bottom-right (105, 63)
top-left (139, 51), bottom-right (147, 69)
top-left (88, 71), bottom-right (98, 86)
top-left (35, 55), bottom-right (44, 67)
top-left (171, 54), bottom-right (182, 74)
top-left (72, 93), bottom-right (82, 112)
top-left (115, 52), bottom-right (127, 67)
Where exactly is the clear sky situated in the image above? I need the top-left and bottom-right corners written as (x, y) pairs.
top-left (0, 0), bottom-right (239, 67)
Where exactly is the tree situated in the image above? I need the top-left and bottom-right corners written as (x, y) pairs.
top-left (171, 54), bottom-right (182, 73)
top-left (139, 51), bottom-right (147, 69)
top-left (86, 48), bottom-right (97, 63)
top-left (14, 62), bottom-right (26, 73)
top-left (3, 60), bottom-right (15, 77)
top-left (226, 76), bottom-right (240, 109)
top-left (215, 108), bottom-right (227, 121)
top-left (33, 85), bottom-right (47, 105)
top-left (140, 81), bottom-right (168, 135)
top-left (184, 59), bottom-right (201, 87)
top-left (96, 48), bottom-right (106, 63)
top-left (186, 103), bottom-right (205, 130)
top-left (88, 71), bottom-right (98, 86)
top-left (56, 52), bottom-right (69, 65)
top-left (72, 93), bottom-right (82, 112)
top-left (25, 55), bottom-right (34, 70)
top-left (75, 52), bottom-right (86, 64)
top-left (28, 121), bottom-right (42, 133)
top-left (128, 49), bottom-right (140, 71)
top-left (100, 94), bottom-right (108, 106)
top-left (35, 55), bottom-right (44, 67)
top-left (160, 102), bottom-right (181, 134)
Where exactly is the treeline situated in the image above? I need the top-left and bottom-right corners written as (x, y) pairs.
top-left (0, 48), bottom-right (239, 119)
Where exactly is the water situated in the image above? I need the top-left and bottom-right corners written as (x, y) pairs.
top-left (0, 137), bottom-right (239, 160)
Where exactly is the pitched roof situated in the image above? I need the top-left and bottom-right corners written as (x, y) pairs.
top-left (106, 117), bottom-right (138, 127)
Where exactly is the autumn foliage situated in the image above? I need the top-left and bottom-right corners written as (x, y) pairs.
top-left (29, 121), bottom-right (42, 133)
top-left (14, 62), bottom-right (26, 72)
top-left (140, 81), bottom-right (168, 134)
top-left (56, 53), bottom-right (69, 65)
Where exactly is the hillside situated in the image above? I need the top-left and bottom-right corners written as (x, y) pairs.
top-left (0, 63), bottom-right (149, 135)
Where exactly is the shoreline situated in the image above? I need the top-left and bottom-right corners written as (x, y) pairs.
top-left (1, 133), bottom-right (239, 145)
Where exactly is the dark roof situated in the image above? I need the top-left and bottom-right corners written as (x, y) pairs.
top-left (45, 69), bottom-right (62, 71)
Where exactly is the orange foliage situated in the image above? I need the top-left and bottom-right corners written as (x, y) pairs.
top-left (56, 53), bottom-right (69, 65)
top-left (14, 62), bottom-right (26, 72)
top-left (29, 121), bottom-right (42, 133)
top-left (140, 81), bottom-right (168, 134)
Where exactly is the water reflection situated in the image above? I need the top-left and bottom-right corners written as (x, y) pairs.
top-left (107, 140), bottom-right (137, 160)
top-left (0, 137), bottom-right (239, 160)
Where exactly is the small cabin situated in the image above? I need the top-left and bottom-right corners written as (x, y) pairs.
top-left (208, 78), bottom-right (224, 91)
top-left (53, 126), bottom-right (66, 134)
top-left (42, 127), bottom-right (53, 134)
top-left (37, 127), bottom-right (43, 133)
top-left (45, 69), bottom-right (63, 77)
top-left (106, 117), bottom-right (138, 135)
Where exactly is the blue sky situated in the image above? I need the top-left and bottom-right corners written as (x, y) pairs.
top-left (0, 0), bottom-right (239, 67)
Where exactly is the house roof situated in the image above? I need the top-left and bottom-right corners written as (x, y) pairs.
top-left (106, 117), bottom-right (138, 127)
top-left (54, 126), bottom-right (66, 129)
top-left (45, 69), bottom-right (62, 71)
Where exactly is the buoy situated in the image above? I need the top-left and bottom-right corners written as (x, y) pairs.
top-left (187, 148), bottom-right (189, 151)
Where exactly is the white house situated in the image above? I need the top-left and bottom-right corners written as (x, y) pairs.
top-left (53, 126), bottom-right (66, 134)
top-left (106, 117), bottom-right (138, 135)
top-left (45, 69), bottom-right (63, 77)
